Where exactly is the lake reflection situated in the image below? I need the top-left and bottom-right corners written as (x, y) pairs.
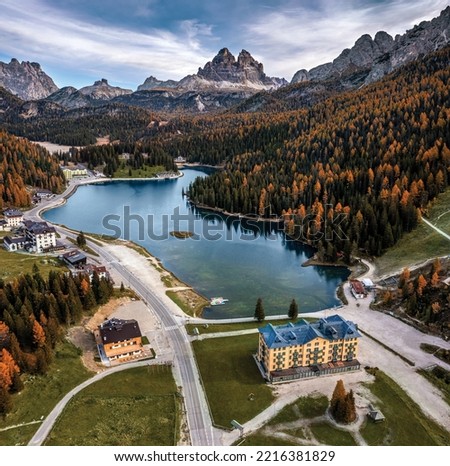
top-left (44, 168), bottom-right (349, 318)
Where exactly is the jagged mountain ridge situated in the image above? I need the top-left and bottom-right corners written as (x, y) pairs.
top-left (78, 78), bottom-right (132, 99)
top-left (137, 76), bottom-right (179, 91)
top-left (0, 7), bottom-right (449, 114)
top-left (292, 6), bottom-right (450, 86)
top-left (136, 48), bottom-right (287, 92)
top-left (183, 48), bottom-right (286, 90)
top-left (47, 48), bottom-right (287, 111)
top-left (0, 59), bottom-right (58, 100)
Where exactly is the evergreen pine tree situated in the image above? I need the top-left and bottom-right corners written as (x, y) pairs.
top-left (10, 371), bottom-right (24, 393)
top-left (288, 299), bottom-right (299, 320)
top-left (0, 386), bottom-right (12, 417)
top-left (32, 263), bottom-right (40, 275)
top-left (76, 231), bottom-right (86, 248)
top-left (254, 298), bottom-right (265, 322)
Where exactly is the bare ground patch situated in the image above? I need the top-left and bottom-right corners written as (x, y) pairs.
top-left (67, 297), bottom-right (132, 372)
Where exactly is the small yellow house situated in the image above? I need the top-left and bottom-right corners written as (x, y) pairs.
top-left (256, 314), bottom-right (361, 383)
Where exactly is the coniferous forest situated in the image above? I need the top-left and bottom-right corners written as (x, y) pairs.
top-left (186, 47), bottom-right (450, 259)
top-left (64, 142), bottom-right (177, 176)
top-left (0, 269), bottom-right (114, 415)
top-left (0, 131), bottom-right (65, 207)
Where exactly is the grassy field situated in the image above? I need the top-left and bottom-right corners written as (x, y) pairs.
top-left (310, 422), bottom-right (357, 446)
top-left (361, 369), bottom-right (449, 445)
top-left (166, 290), bottom-right (209, 318)
top-left (236, 368), bottom-right (449, 446)
top-left (113, 165), bottom-right (166, 179)
top-left (192, 334), bottom-right (274, 429)
top-left (0, 248), bottom-right (67, 281)
top-left (238, 393), bottom-right (357, 447)
top-left (66, 237), bottom-right (99, 257)
top-left (235, 433), bottom-right (300, 446)
top-left (375, 188), bottom-right (450, 277)
top-left (0, 340), bottom-right (93, 446)
top-left (268, 395), bottom-right (329, 426)
top-left (45, 365), bottom-right (180, 446)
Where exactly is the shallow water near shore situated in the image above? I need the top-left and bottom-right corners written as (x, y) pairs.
top-left (44, 168), bottom-right (349, 319)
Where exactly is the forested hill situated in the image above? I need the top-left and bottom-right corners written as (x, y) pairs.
top-left (0, 131), bottom-right (64, 207)
top-left (187, 46), bottom-right (450, 259)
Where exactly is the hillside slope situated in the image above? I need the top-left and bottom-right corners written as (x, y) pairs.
top-left (0, 131), bottom-right (65, 207)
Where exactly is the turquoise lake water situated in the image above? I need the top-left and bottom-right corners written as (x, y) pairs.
top-left (44, 168), bottom-right (349, 318)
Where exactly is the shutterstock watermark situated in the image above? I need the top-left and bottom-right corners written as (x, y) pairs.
top-left (101, 205), bottom-right (348, 243)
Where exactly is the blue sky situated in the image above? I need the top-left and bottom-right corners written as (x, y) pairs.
top-left (0, 0), bottom-right (447, 90)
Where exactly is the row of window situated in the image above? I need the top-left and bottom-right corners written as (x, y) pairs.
top-left (268, 343), bottom-right (357, 358)
top-left (269, 337), bottom-right (358, 353)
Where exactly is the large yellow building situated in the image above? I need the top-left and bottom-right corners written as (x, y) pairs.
top-left (256, 314), bottom-right (361, 383)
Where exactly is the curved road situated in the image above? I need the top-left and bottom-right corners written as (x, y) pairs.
top-left (27, 181), bottom-right (216, 446)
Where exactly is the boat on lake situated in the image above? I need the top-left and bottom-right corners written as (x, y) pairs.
top-left (210, 297), bottom-right (229, 306)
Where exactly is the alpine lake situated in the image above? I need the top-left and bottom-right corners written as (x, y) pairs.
top-left (44, 168), bottom-right (349, 319)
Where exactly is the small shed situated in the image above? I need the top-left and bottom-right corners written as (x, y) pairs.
top-left (362, 278), bottom-right (375, 290)
top-left (368, 404), bottom-right (385, 423)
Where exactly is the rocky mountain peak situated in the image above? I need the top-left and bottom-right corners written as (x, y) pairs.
top-left (374, 31), bottom-right (394, 51)
top-left (238, 49), bottom-right (264, 71)
top-left (197, 48), bottom-right (238, 81)
top-left (137, 76), bottom-right (179, 91)
top-left (78, 79), bottom-right (132, 100)
top-left (292, 6), bottom-right (449, 86)
top-left (195, 48), bottom-right (283, 89)
top-left (0, 58), bottom-right (58, 100)
top-left (94, 78), bottom-right (109, 86)
top-left (212, 47), bottom-right (235, 64)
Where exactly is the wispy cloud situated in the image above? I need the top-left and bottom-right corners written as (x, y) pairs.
top-left (0, 0), bottom-right (447, 88)
top-left (0, 0), bottom-right (215, 87)
top-left (244, 0), bottom-right (449, 79)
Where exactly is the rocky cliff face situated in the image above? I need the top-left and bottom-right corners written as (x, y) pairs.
top-left (291, 6), bottom-right (450, 85)
top-left (43, 80), bottom-right (133, 109)
top-left (78, 78), bottom-right (132, 100)
top-left (127, 48), bottom-right (286, 112)
top-left (44, 86), bottom-right (93, 109)
top-left (188, 48), bottom-right (286, 90)
top-left (137, 48), bottom-right (287, 93)
top-left (137, 76), bottom-right (179, 91)
top-left (0, 58), bottom-right (59, 100)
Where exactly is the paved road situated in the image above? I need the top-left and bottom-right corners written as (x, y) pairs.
top-left (69, 229), bottom-right (215, 446)
top-left (422, 217), bottom-right (450, 242)
top-left (99, 245), bottom-right (215, 446)
top-left (27, 181), bottom-right (216, 446)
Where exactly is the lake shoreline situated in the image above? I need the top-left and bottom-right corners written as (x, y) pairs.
top-left (39, 170), bottom-right (352, 318)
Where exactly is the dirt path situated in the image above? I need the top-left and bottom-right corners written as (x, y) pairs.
top-left (220, 370), bottom-right (375, 446)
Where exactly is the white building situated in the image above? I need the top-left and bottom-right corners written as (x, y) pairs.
top-left (2, 208), bottom-right (24, 229)
top-left (23, 220), bottom-right (57, 253)
top-left (3, 235), bottom-right (27, 252)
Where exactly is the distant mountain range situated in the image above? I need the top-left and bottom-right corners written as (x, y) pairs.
top-left (0, 6), bottom-right (448, 114)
